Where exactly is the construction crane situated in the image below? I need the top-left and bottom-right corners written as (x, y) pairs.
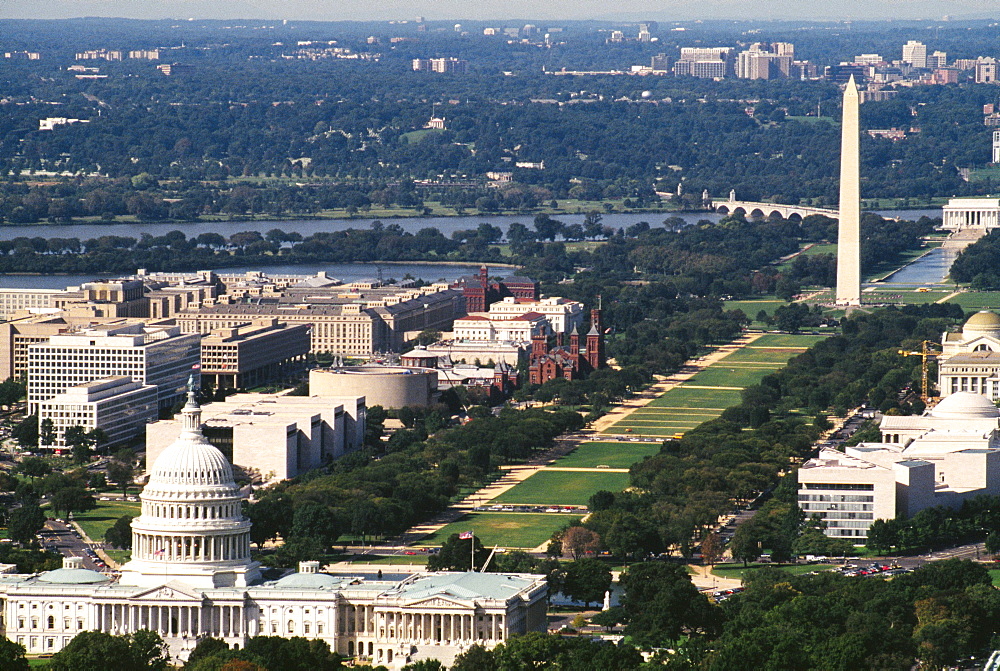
top-left (897, 340), bottom-right (942, 404)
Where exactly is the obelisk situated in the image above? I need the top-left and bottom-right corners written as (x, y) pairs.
top-left (836, 75), bottom-right (861, 306)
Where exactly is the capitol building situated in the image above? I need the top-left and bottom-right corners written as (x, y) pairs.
top-left (0, 382), bottom-right (548, 667)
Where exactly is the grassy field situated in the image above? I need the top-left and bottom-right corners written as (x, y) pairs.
top-left (556, 441), bottom-right (661, 469)
top-left (645, 387), bottom-right (743, 409)
top-left (603, 332), bottom-right (829, 438)
top-left (943, 291), bottom-right (1000, 311)
top-left (72, 499), bottom-right (141, 544)
top-left (865, 289), bottom-right (953, 304)
top-left (722, 347), bottom-right (807, 364)
top-left (679, 365), bottom-right (777, 388)
top-left (723, 299), bottom-right (785, 324)
top-left (346, 553), bottom-right (431, 565)
top-left (750, 333), bottom-right (829, 348)
top-left (492, 470), bottom-right (631, 506)
top-left (416, 513), bottom-right (580, 549)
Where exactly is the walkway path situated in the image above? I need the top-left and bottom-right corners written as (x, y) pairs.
top-left (396, 333), bottom-right (765, 546)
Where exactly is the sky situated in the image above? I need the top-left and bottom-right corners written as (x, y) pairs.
top-left (0, 0), bottom-right (998, 22)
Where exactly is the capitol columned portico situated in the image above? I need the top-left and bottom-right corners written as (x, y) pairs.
top-left (0, 378), bottom-right (547, 667)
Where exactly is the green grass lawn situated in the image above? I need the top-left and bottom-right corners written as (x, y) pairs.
top-left (416, 513), bottom-right (580, 549)
top-left (750, 333), bottom-right (829, 348)
top-left (72, 499), bottom-right (141, 544)
top-left (492, 470), bottom-right (631, 506)
top-left (866, 289), bottom-right (952, 304)
top-left (723, 299), bottom-right (786, 323)
top-left (346, 553), bottom-right (431, 565)
top-left (556, 441), bottom-right (661, 469)
top-left (711, 562), bottom-right (837, 581)
top-left (645, 387), bottom-right (743, 409)
top-left (990, 569), bottom-right (1000, 587)
top-left (721, 347), bottom-right (807, 364)
top-left (680, 365), bottom-right (780, 389)
top-left (944, 291), bottom-right (1000, 311)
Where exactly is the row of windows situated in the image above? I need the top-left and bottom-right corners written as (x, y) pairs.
top-left (804, 511), bottom-right (874, 520)
top-left (801, 483), bottom-right (874, 491)
top-left (798, 494), bottom-right (875, 503)
top-left (800, 502), bottom-right (873, 512)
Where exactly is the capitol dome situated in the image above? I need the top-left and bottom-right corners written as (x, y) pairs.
top-left (963, 310), bottom-right (1000, 338)
top-left (118, 377), bottom-right (260, 589)
top-left (928, 391), bottom-right (1000, 419)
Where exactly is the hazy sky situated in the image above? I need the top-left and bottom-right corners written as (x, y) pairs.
top-left (1, 0), bottom-right (998, 22)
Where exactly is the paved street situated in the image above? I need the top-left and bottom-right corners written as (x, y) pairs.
top-left (41, 519), bottom-right (107, 571)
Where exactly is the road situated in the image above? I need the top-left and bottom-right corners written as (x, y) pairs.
top-left (41, 519), bottom-right (107, 571)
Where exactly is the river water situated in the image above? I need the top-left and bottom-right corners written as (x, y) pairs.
top-left (0, 207), bottom-right (943, 289)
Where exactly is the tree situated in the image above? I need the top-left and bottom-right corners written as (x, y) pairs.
top-left (562, 558), bottom-right (612, 607)
top-left (402, 661), bottom-right (446, 671)
top-left (289, 502), bottom-right (342, 552)
top-left (49, 630), bottom-right (168, 671)
top-left (50, 486), bottom-right (96, 519)
top-left (11, 414), bottom-right (38, 448)
top-left (105, 515), bottom-right (134, 550)
top-left (39, 417), bottom-right (55, 447)
top-left (107, 459), bottom-right (135, 499)
top-left (590, 606), bottom-right (626, 631)
top-left (729, 523), bottom-right (763, 566)
top-left (8, 503), bottom-right (46, 545)
top-left (0, 638), bottom-right (29, 671)
top-left (562, 526), bottom-right (601, 559)
top-left (620, 562), bottom-right (721, 645)
top-left (427, 533), bottom-right (489, 571)
top-left (15, 456), bottom-right (51, 479)
top-left (701, 532), bottom-right (724, 567)
top-left (451, 644), bottom-right (495, 671)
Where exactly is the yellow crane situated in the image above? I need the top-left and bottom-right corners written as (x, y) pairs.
top-left (897, 340), bottom-right (942, 404)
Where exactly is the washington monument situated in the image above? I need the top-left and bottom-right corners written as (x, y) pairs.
top-left (836, 75), bottom-right (861, 306)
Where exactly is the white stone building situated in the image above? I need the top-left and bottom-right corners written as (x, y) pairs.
top-left (939, 311), bottom-right (1000, 400)
top-left (799, 392), bottom-right (1000, 541)
top-left (27, 323), bottom-right (201, 414)
top-left (485, 296), bottom-right (585, 334)
top-left (453, 312), bottom-right (549, 343)
top-left (941, 197), bottom-right (1000, 232)
top-left (146, 393), bottom-right (366, 483)
top-left (0, 383), bottom-right (547, 667)
top-left (38, 376), bottom-right (158, 451)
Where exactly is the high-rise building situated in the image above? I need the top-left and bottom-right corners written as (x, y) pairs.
top-left (27, 322), bottom-right (201, 414)
top-left (674, 47), bottom-right (733, 79)
top-left (836, 76), bottom-right (862, 306)
top-left (38, 376), bottom-right (158, 451)
top-left (902, 40), bottom-right (928, 68)
top-left (927, 50), bottom-right (948, 68)
top-left (994, 130), bottom-right (1000, 164)
top-left (976, 57), bottom-right (998, 84)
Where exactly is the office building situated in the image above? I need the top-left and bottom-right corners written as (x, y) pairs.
top-left (26, 322), bottom-right (201, 414)
top-left (38, 377), bottom-right (158, 451)
top-left (674, 47), bottom-right (733, 79)
top-left (199, 320), bottom-right (310, 391)
top-left (902, 40), bottom-right (927, 69)
top-left (977, 57), bottom-right (997, 84)
top-left (178, 284), bottom-right (463, 356)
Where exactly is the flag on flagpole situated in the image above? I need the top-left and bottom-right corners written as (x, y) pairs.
top-left (154, 548), bottom-right (164, 556)
top-left (458, 531), bottom-right (473, 540)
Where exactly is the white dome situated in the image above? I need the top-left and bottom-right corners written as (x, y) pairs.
top-left (147, 436), bottom-right (234, 489)
top-left (928, 392), bottom-right (1000, 419)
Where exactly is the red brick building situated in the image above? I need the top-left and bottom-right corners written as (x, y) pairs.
top-left (454, 266), bottom-right (539, 313)
top-left (528, 309), bottom-right (606, 385)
